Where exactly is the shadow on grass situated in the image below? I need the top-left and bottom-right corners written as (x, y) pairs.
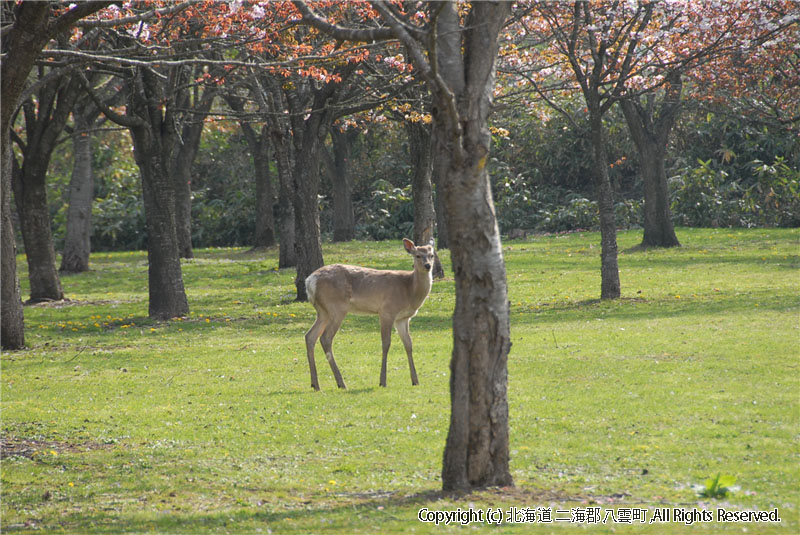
top-left (17, 487), bottom-right (573, 534)
top-left (512, 289), bottom-right (798, 325)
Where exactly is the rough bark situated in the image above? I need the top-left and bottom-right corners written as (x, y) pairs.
top-left (60, 111), bottom-right (94, 273)
top-left (262, 82), bottom-right (296, 268)
top-left (126, 68), bottom-right (189, 319)
top-left (433, 2), bottom-right (514, 492)
top-left (291, 135), bottom-right (324, 301)
top-left (1, 1), bottom-right (111, 349)
top-left (11, 75), bottom-right (81, 301)
top-left (172, 89), bottom-right (215, 259)
top-left (589, 111), bottom-right (621, 299)
top-left (1, 137), bottom-right (25, 349)
top-left (0, 2), bottom-right (50, 349)
top-left (619, 77), bottom-right (682, 248)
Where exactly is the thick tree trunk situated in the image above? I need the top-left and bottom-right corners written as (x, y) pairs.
top-left (60, 114), bottom-right (94, 273)
top-left (638, 144), bottom-right (680, 247)
top-left (1, 138), bottom-right (25, 349)
top-left (125, 67), bottom-right (189, 320)
top-left (619, 86), bottom-right (682, 249)
top-left (292, 141), bottom-right (324, 301)
top-left (12, 138), bottom-right (64, 303)
top-left (329, 128), bottom-right (356, 242)
top-left (131, 126), bottom-right (189, 319)
top-left (0, 3), bottom-right (50, 349)
top-left (439, 146), bottom-right (513, 491)
top-left (435, 1), bottom-right (513, 493)
top-left (10, 75), bottom-right (80, 301)
top-left (407, 120), bottom-right (444, 278)
top-left (589, 112), bottom-right (621, 300)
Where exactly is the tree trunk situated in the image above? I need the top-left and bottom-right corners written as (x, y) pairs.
top-left (131, 125), bottom-right (189, 319)
top-left (253, 131), bottom-right (276, 249)
top-left (589, 112), bottom-right (621, 299)
top-left (172, 150), bottom-right (194, 259)
top-left (12, 152), bottom-right (64, 302)
top-left (0, 2), bottom-right (50, 349)
top-left (432, 121), bottom-right (449, 250)
top-left (1, 137), bottom-right (25, 349)
top-left (434, 1), bottom-right (513, 493)
top-left (406, 120), bottom-right (444, 278)
top-left (60, 113), bottom-right (94, 273)
top-left (329, 128), bottom-right (356, 242)
top-left (266, 108), bottom-right (296, 268)
top-left (127, 68), bottom-right (189, 320)
top-left (291, 139), bottom-right (324, 301)
top-left (638, 143), bottom-right (680, 247)
top-left (1, 1), bottom-right (108, 348)
top-left (10, 74), bottom-right (81, 301)
top-left (619, 82), bottom-right (682, 249)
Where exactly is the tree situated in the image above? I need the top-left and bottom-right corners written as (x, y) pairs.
top-left (1, 0), bottom-right (112, 349)
top-left (619, 74), bottom-right (683, 247)
top-left (60, 84), bottom-right (117, 273)
top-left (296, 0), bottom-right (514, 492)
top-left (514, 0), bottom-right (798, 251)
top-left (11, 74), bottom-right (81, 302)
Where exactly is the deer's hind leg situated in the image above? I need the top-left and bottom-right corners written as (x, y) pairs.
top-left (320, 311), bottom-right (347, 389)
top-left (305, 311), bottom-right (329, 391)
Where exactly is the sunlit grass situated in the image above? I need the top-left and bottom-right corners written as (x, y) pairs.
top-left (2, 228), bottom-right (798, 534)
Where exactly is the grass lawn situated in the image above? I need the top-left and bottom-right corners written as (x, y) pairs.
top-left (1, 227), bottom-right (798, 534)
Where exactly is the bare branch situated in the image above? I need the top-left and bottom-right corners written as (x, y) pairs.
top-left (292, 1), bottom-right (394, 42)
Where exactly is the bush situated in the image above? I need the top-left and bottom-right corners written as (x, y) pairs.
top-left (356, 180), bottom-right (414, 240)
top-left (670, 157), bottom-right (799, 228)
top-left (745, 158), bottom-right (800, 227)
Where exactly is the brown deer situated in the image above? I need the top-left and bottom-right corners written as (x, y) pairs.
top-left (304, 238), bottom-right (435, 390)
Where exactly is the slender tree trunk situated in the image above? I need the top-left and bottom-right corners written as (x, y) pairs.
top-left (252, 128), bottom-right (276, 249)
top-left (267, 111), bottom-right (296, 268)
top-left (329, 128), bottom-right (356, 242)
top-left (60, 113), bottom-right (94, 273)
top-left (431, 121), bottom-right (449, 250)
top-left (172, 151), bottom-right (194, 259)
top-left (589, 112), bottom-right (621, 299)
top-left (12, 142), bottom-right (64, 302)
top-left (407, 120), bottom-right (444, 278)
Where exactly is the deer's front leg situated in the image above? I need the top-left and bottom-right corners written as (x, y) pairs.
top-left (379, 315), bottom-right (393, 387)
top-left (395, 317), bottom-right (418, 386)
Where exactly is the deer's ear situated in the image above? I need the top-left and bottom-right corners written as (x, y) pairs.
top-left (428, 237), bottom-right (435, 248)
top-left (403, 238), bottom-right (415, 253)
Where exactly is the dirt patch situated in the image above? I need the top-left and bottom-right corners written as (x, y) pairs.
top-left (25, 298), bottom-right (136, 309)
top-left (0, 436), bottom-right (114, 460)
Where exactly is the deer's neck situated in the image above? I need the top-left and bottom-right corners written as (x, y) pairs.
top-left (412, 267), bottom-right (433, 302)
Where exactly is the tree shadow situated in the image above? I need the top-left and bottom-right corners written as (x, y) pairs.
top-left (32, 486), bottom-right (578, 534)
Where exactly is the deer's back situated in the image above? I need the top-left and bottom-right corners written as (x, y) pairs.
top-left (306, 264), bottom-right (414, 316)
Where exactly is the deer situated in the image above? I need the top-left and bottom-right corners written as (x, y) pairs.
top-left (304, 238), bottom-right (436, 391)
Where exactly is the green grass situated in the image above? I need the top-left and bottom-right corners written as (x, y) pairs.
top-left (2, 228), bottom-right (798, 534)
